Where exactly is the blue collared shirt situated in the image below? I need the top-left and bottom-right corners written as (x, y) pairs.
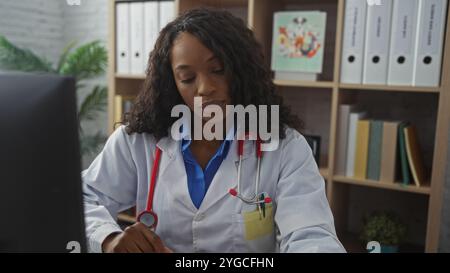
top-left (181, 138), bottom-right (232, 209)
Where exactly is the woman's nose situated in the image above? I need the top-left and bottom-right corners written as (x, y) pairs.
top-left (196, 75), bottom-right (215, 96)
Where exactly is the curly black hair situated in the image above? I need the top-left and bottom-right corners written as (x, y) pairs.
top-left (123, 8), bottom-right (302, 140)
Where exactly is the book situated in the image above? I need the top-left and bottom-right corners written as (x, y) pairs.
top-left (271, 11), bottom-right (327, 77)
top-left (404, 125), bottom-right (427, 186)
top-left (398, 122), bottom-right (412, 184)
top-left (114, 95), bottom-right (123, 125)
top-left (354, 119), bottom-right (370, 180)
top-left (346, 111), bottom-right (367, 177)
top-left (336, 104), bottom-right (355, 175)
top-left (115, 95), bottom-right (134, 124)
top-left (380, 121), bottom-right (400, 183)
top-left (367, 120), bottom-right (383, 181)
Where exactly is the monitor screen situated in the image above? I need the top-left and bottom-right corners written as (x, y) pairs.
top-left (0, 72), bottom-right (86, 253)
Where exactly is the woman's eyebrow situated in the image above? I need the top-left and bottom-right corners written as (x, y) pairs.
top-left (206, 55), bottom-right (218, 62)
top-left (175, 56), bottom-right (219, 70)
top-left (175, 64), bottom-right (190, 71)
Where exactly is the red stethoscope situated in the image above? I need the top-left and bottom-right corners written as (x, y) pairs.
top-left (137, 138), bottom-right (272, 229)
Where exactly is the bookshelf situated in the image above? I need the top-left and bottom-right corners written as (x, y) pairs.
top-left (274, 79), bottom-right (335, 88)
top-left (108, 0), bottom-right (450, 252)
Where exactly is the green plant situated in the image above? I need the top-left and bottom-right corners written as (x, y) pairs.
top-left (0, 35), bottom-right (108, 156)
top-left (360, 211), bottom-right (407, 246)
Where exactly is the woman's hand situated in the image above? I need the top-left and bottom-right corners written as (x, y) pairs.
top-left (102, 222), bottom-right (173, 253)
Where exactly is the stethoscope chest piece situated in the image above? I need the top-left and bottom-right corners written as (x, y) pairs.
top-left (137, 210), bottom-right (158, 229)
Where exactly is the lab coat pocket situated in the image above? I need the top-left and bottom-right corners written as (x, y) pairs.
top-left (242, 204), bottom-right (274, 240)
top-left (233, 204), bottom-right (276, 252)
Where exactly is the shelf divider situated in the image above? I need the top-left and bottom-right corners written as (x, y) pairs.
top-left (339, 83), bottom-right (440, 93)
top-left (333, 175), bottom-right (431, 195)
top-left (273, 79), bottom-right (334, 88)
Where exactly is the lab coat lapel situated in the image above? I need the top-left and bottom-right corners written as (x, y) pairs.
top-left (199, 139), bottom-right (253, 212)
top-left (155, 136), bottom-right (177, 173)
top-left (156, 137), bottom-right (197, 213)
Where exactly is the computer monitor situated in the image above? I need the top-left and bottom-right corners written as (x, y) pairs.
top-left (0, 72), bottom-right (87, 253)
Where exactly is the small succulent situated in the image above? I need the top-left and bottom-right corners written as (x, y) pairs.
top-left (360, 211), bottom-right (407, 246)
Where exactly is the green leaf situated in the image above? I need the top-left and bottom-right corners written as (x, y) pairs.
top-left (78, 85), bottom-right (108, 122)
top-left (0, 35), bottom-right (54, 72)
top-left (60, 40), bottom-right (107, 81)
top-left (56, 40), bottom-right (77, 73)
top-left (79, 132), bottom-right (107, 156)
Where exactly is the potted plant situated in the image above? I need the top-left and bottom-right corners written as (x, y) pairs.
top-left (360, 211), bottom-right (407, 253)
top-left (0, 35), bottom-right (108, 157)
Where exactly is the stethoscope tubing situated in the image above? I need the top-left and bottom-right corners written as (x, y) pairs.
top-left (138, 137), bottom-right (271, 228)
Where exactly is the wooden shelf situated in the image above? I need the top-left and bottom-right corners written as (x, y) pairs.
top-left (333, 175), bottom-right (431, 195)
top-left (273, 79), bottom-right (334, 89)
top-left (339, 83), bottom-right (440, 93)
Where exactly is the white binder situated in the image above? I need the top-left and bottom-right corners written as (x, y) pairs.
top-left (116, 3), bottom-right (130, 74)
top-left (387, 0), bottom-right (419, 86)
top-left (144, 1), bottom-right (159, 72)
top-left (362, 0), bottom-right (393, 85)
top-left (130, 2), bottom-right (145, 75)
top-left (340, 0), bottom-right (367, 84)
top-left (413, 0), bottom-right (448, 87)
top-left (159, 1), bottom-right (175, 30)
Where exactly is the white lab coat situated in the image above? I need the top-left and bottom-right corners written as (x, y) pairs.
top-left (82, 125), bottom-right (346, 253)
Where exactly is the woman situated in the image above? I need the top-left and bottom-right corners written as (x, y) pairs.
top-left (83, 8), bottom-right (345, 253)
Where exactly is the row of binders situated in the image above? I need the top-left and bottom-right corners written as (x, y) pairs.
top-left (341, 0), bottom-right (448, 87)
top-left (116, 0), bottom-right (175, 75)
top-left (336, 105), bottom-right (427, 186)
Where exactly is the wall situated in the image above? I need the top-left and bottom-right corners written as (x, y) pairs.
top-left (0, 0), bottom-right (65, 65)
top-left (62, 0), bottom-right (109, 168)
top-left (0, 0), bottom-right (109, 168)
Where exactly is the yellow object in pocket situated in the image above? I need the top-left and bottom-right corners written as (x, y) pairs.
top-left (243, 204), bottom-right (274, 241)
